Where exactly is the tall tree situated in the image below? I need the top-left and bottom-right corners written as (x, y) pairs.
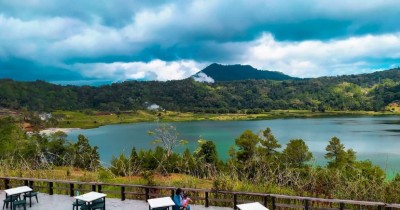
top-left (72, 134), bottom-right (100, 170)
top-left (195, 140), bottom-right (218, 166)
top-left (282, 139), bottom-right (313, 168)
top-left (258, 127), bottom-right (281, 157)
top-left (325, 136), bottom-right (355, 168)
top-left (148, 124), bottom-right (186, 157)
top-left (235, 130), bottom-right (259, 163)
top-left (129, 147), bottom-right (140, 175)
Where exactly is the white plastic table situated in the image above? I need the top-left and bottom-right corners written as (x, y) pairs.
top-left (148, 197), bottom-right (175, 210)
top-left (237, 202), bottom-right (269, 210)
top-left (4, 186), bottom-right (32, 196)
top-left (4, 186), bottom-right (32, 210)
top-left (74, 191), bottom-right (107, 210)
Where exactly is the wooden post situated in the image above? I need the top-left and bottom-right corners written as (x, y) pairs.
top-left (378, 205), bottom-right (383, 210)
top-left (91, 184), bottom-right (96, 191)
top-left (121, 186), bottom-right (125, 201)
top-left (339, 202), bottom-right (344, 210)
top-left (29, 181), bottom-right (33, 189)
top-left (4, 178), bottom-right (10, 189)
top-left (205, 192), bottom-right (209, 207)
top-left (24, 180), bottom-right (28, 186)
top-left (145, 188), bottom-right (150, 201)
top-left (233, 194), bottom-right (237, 210)
top-left (304, 199), bottom-right (309, 210)
top-left (49, 182), bottom-right (53, 195)
top-left (272, 197), bottom-right (276, 210)
top-left (69, 183), bottom-right (74, 197)
top-left (263, 196), bottom-right (268, 208)
top-left (170, 189), bottom-right (174, 198)
top-left (98, 184), bottom-right (102, 193)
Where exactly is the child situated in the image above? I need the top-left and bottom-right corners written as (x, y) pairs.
top-left (181, 194), bottom-right (192, 209)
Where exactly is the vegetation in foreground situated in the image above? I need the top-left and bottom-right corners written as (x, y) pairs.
top-left (1, 117), bottom-right (400, 204)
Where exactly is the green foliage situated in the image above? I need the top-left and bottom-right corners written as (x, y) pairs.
top-left (72, 135), bottom-right (100, 170)
top-left (282, 139), bottom-right (313, 168)
top-left (110, 153), bottom-right (129, 176)
top-left (235, 130), bottom-right (259, 163)
top-left (212, 174), bottom-right (235, 191)
top-left (141, 170), bottom-right (156, 186)
top-left (0, 117), bottom-right (26, 157)
top-left (1, 68), bottom-right (400, 113)
top-left (0, 119), bottom-right (100, 172)
top-left (97, 167), bottom-right (114, 181)
top-left (325, 137), bottom-right (355, 168)
top-left (259, 127), bottom-right (281, 157)
top-left (195, 140), bottom-right (218, 166)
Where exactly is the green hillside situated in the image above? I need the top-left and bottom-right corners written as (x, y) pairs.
top-left (0, 68), bottom-right (399, 113)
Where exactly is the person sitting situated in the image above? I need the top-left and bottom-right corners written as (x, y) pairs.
top-left (181, 194), bottom-right (192, 209)
top-left (172, 188), bottom-right (191, 210)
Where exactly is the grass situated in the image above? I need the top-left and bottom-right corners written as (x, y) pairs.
top-left (53, 109), bottom-right (399, 129)
top-left (53, 110), bottom-right (156, 129)
top-left (1, 166), bottom-right (212, 189)
top-left (0, 167), bottom-right (295, 196)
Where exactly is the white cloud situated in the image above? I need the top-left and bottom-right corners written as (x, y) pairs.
top-left (242, 33), bottom-right (400, 77)
top-left (0, 15), bottom-right (84, 40)
top-left (122, 5), bottom-right (176, 43)
top-left (72, 59), bottom-right (203, 81)
top-left (49, 25), bottom-right (130, 59)
top-left (1, 1), bottom-right (400, 82)
top-left (193, 72), bottom-right (214, 83)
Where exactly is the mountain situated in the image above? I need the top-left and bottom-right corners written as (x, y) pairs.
top-left (192, 63), bottom-right (297, 82)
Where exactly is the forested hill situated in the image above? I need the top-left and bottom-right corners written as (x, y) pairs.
top-left (0, 68), bottom-right (400, 113)
top-left (193, 63), bottom-right (296, 81)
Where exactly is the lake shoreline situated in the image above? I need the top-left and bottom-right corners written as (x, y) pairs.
top-left (39, 127), bottom-right (80, 135)
top-left (53, 109), bottom-right (399, 129)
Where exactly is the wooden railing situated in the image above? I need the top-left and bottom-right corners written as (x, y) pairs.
top-left (0, 177), bottom-right (398, 210)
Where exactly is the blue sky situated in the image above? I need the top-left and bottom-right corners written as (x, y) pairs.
top-left (0, 0), bottom-right (400, 85)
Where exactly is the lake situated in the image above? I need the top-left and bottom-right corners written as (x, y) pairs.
top-left (67, 116), bottom-right (400, 175)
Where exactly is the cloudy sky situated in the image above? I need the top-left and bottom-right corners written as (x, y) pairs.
top-left (1, 0), bottom-right (400, 85)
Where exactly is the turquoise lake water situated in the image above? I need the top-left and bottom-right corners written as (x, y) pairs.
top-left (67, 116), bottom-right (400, 175)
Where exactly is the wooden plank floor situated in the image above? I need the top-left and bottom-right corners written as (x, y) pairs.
top-left (0, 191), bottom-right (233, 210)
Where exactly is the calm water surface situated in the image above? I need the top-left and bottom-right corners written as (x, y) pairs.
top-left (68, 116), bottom-right (400, 174)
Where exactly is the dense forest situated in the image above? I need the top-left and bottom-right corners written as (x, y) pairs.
top-left (0, 68), bottom-right (399, 113)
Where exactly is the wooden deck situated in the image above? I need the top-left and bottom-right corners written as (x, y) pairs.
top-left (0, 191), bottom-right (232, 210)
top-left (0, 177), bottom-right (396, 210)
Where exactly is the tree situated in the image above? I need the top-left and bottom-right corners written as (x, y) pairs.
top-left (110, 153), bottom-right (129, 176)
top-left (195, 140), bottom-right (218, 165)
top-left (258, 127), bottom-right (281, 157)
top-left (181, 148), bottom-right (195, 175)
top-left (47, 131), bottom-right (69, 165)
top-left (139, 149), bottom-right (157, 170)
top-left (325, 136), bottom-right (355, 168)
top-left (0, 117), bottom-right (26, 157)
top-left (282, 139), bottom-right (313, 168)
top-left (148, 124), bottom-right (186, 157)
top-left (129, 147), bottom-right (140, 175)
top-left (72, 135), bottom-right (100, 170)
top-left (235, 130), bottom-right (259, 163)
